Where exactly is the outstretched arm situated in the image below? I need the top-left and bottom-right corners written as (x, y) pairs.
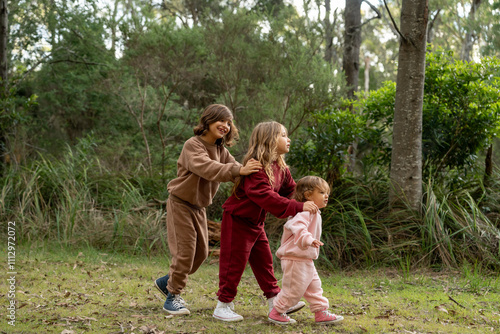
top-left (181, 140), bottom-right (240, 182)
top-left (244, 171), bottom-right (303, 218)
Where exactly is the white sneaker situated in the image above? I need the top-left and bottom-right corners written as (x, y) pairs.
top-left (267, 297), bottom-right (276, 313)
top-left (268, 297), bottom-right (306, 314)
top-left (213, 301), bottom-right (244, 322)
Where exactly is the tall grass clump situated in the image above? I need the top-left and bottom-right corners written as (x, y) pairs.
top-left (266, 168), bottom-right (500, 272)
top-left (318, 172), bottom-right (422, 269)
top-left (422, 175), bottom-right (500, 269)
top-left (0, 136), bottom-right (169, 254)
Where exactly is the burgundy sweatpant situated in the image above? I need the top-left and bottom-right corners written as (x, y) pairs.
top-left (216, 212), bottom-right (280, 303)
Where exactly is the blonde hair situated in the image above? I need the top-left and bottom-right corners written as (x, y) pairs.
top-left (293, 176), bottom-right (330, 202)
top-left (193, 104), bottom-right (239, 146)
top-left (233, 121), bottom-right (288, 193)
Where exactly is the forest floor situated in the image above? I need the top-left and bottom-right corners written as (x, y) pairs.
top-left (1, 242), bottom-right (499, 334)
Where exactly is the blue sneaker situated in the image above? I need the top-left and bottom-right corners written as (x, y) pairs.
top-left (164, 292), bottom-right (190, 315)
top-left (154, 274), bottom-right (170, 299)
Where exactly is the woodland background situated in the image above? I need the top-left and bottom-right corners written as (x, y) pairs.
top-left (1, 0), bottom-right (500, 271)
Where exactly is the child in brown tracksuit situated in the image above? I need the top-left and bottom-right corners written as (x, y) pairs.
top-left (154, 104), bottom-right (261, 315)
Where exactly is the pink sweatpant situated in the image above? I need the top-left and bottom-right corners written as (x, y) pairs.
top-left (273, 259), bottom-right (329, 314)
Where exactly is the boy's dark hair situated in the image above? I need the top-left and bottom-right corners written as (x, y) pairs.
top-left (293, 176), bottom-right (330, 202)
top-left (193, 104), bottom-right (239, 146)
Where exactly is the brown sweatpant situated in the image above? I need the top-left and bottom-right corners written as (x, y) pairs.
top-left (166, 195), bottom-right (209, 295)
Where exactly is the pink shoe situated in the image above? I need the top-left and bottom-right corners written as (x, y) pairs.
top-left (315, 309), bottom-right (344, 324)
top-left (268, 308), bottom-right (297, 325)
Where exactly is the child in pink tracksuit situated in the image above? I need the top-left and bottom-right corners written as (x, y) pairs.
top-left (269, 176), bottom-right (344, 325)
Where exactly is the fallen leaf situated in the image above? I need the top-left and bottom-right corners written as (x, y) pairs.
top-left (131, 314), bottom-right (149, 319)
top-left (480, 315), bottom-right (490, 323)
top-left (375, 314), bottom-right (390, 319)
top-left (358, 325), bottom-right (368, 332)
top-left (435, 305), bottom-right (448, 313)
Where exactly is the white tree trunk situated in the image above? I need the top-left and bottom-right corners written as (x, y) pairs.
top-left (460, 0), bottom-right (482, 62)
top-left (364, 55), bottom-right (370, 92)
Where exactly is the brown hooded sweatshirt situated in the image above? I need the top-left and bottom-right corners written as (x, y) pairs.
top-left (167, 136), bottom-right (241, 207)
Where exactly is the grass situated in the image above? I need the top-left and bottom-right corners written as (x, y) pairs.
top-left (1, 242), bottom-right (499, 334)
top-left (2, 143), bottom-right (500, 272)
top-left (1, 145), bottom-right (500, 332)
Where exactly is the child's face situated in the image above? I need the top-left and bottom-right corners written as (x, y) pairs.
top-left (305, 187), bottom-right (329, 209)
top-left (276, 126), bottom-right (290, 155)
top-left (204, 119), bottom-right (231, 143)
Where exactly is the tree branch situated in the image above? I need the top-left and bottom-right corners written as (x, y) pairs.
top-left (448, 295), bottom-right (466, 309)
top-left (383, 0), bottom-right (406, 42)
top-left (360, 0), bottom-right (382, 28)
top-left (427, 8), bottom-right (441, 44)
top-left (48, 58), bottom-right (108, 66)
top-left (429, 9), bottom-right (441, 30)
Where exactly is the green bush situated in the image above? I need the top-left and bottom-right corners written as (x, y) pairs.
top-left (359, 50), bottom-right (500, 181)
top-left (288, 106), bottom-right (365, 184)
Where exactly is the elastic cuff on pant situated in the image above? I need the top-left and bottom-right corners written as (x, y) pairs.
top-left (265, 291), bottom-right (279, 300)
top-left (217, 296), bottom-right (234, 303)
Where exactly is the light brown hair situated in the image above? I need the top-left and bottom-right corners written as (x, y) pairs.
top-left (193, 104), bottom-right (239, 146)
top-left (232, 121), bottom-right (288, 194)
top-left (293, 176), bottom-right (330, 202)
top-left (243, 121), bottom-right (288, 186)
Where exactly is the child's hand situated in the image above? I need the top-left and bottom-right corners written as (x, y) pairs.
top-left (239, 158), bottom-right (262, 175)
top-left (311, 239), bottom-right (324, 248)
top-left (303, 201), bottom-right (319, 214)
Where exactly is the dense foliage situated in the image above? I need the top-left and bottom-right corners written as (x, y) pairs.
top-left (1, 1), bottom-right (500, 270)
top-left (358, 51), bottom-right (500, 179)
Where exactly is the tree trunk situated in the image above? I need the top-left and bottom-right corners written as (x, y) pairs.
top-left (461, 0), bottom-right (482, 62)
top-left (110, 0), bottom-right (121, 55)
top-left (483, 143), bottom-right (493, 186)
top-left (0, 0), bottom-right (8, 176)
top-left (324, 0), bottom-right (334, 63)
top-left (389, 0), bottom-right (428, 212)
top-left (364, 55), bottom-right (370, 92)
top-left (343, 0), bottom-right (362, 173)
top-left (342, 0), bottom-right (362, 100)
top-left (0, 0), bottom-right (7, 93)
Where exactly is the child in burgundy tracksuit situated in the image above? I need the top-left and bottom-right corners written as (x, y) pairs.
top-left (269, 176), bottom-right (344, 325)
top-left (213, 121), bottom-right (319, 322)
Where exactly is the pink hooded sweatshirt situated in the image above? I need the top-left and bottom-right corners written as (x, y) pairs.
top-left (276, 211), bottom-right (322, 262)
